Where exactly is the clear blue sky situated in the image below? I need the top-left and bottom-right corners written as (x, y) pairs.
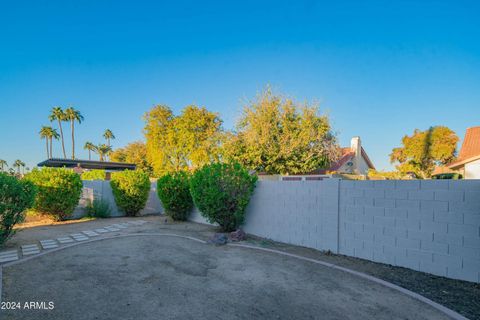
top-left (1, 0), bottom-right (479, 171)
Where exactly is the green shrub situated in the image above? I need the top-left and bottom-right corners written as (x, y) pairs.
top-left (81, 169), bottom-right (106, 180)
top-left (432, 173), bottom-right (463, 180)
top-left (0, 173), bottom-right (37, 245)
top-left (110, 170), bottom-right (150, 216)
top-left (86, 198), bottom-right (111, 218)
top-left (190, 162), bottom-right (257, 231)
top-left (157, 171), bottom-right (193, 221)
top-left (24, 167), bottom-right (83, 221)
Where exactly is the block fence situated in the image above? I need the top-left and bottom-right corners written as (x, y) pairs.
top-left (191, 179), bottom-right (480, 283)
top-left (78, 179), bottom-right (480, 283)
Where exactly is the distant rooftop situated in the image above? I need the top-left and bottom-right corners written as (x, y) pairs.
top-left (449, 126), bottom-right (480, 169)
top-left (37, 158), bottom-right (136, 171)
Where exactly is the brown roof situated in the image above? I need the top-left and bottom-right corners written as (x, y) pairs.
top-left (314, 146), bottom-right (375, 174)
top-left (448, 126), bottom-right (480, 169)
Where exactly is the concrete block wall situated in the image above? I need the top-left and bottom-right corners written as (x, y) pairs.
top-left (242, 180), bottom-right (339, 252)
top-left (339, 179), bottom-right (480, 282)
top-left (75, 180), bottom-right (163, 217)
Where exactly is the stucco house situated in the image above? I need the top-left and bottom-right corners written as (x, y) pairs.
top-left (316, 136), bottom-right (375, 175)
top-left (448, 126), bottom-right (480, 179)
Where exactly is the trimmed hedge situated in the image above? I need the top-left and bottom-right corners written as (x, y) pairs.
top-left (0, 173), bottom-right (37, 245)
top-left (157, 171), bottom-right (193, 221)
top-left (25, 168), bottom-right (82, 221)
top-left (81, 169), bottom-right (106, 180)
top-left (190, 162), bottom-right (257, 231)
top-left (110, 170), bottom-right (150, 216)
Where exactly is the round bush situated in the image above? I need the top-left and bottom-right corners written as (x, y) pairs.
top-left (0, 173), bottom-right (37, 245)
top-left (190, 162), bottom-right (257, 232)
top-left (25, 168), bottom-right (82, 221)
top-left (110, 170), bottom-right (150, 216)
top-left (157, 171), bottom-right (193, 221)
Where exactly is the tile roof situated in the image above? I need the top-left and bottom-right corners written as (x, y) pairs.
top-left (314, 146), bottom-right (375, 174)
top-left (448, 126), bottom-right (480, 168)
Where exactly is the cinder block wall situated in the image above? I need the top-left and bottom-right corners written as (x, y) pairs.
top-left (339, 179), bottom-right (480, 282)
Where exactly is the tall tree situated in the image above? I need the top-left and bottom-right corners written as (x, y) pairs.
top-left (390, 126), bottom-right (459, 178)
top-left (96, 144), bottom-right (112, 161)
top-left (39, 126), bottom-right (59, 158)
top-left (110, 141), bottom-right (153, 175)
top-left (84, 142), bottom-right (96, 160)
top-left (144, 105), bottom-right (223, 176)
top-left (49, 106), bottom-right (67, 158)
top-left (103, 129), bottom-right (115, 147)
top-left (39, 126), bottom-right (51, 158)
top-left (13, 159), bottom-right (24, 175)
top-left (64, 107), bottom-right (84, 160)
top-left (223, 88), bottom-right (339, 174)
top-left (0, 159), bottom-right (7, 171)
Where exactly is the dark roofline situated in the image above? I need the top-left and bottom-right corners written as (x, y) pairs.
top-left (37, 158), bottom-right (136, 171)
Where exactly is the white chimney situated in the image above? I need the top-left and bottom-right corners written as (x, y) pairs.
top-left (351, 136), bottom-right (361, 157)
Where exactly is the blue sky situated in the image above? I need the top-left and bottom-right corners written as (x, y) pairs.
top-left (0, 0), bottom-right (479, 171)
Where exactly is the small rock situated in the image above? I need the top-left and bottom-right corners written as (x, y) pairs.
top-left (229, 229), bottom-right (246, 242)
top-left (207, 233), bottom-right (228, 245)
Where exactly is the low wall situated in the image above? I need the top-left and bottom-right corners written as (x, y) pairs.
top-left (74, 180), bottom-right (163, 217)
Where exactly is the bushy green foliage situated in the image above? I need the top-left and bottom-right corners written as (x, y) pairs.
top-left (110, 170), bottom-right (150, 216)
top-left (25, 168), bottom-right (82, 221)
top-left (0, 173), bottom-right (37, 245)
top-left (190, 162), bottom-right (257, 231)
top-left (86, 198), bottom-right (111, 218)
top-left (432, 173), bottom-right (463, 180)
top-left (157, 171), bottom-right (193, 221)
top-left (81, 169), bottom-right (106, 180)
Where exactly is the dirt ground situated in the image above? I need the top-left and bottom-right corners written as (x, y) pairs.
top-left (2, 215), bottom-right (478, 319)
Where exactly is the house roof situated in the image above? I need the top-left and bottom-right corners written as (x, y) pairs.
top-left (37, 158), bottom-right (136, 171)
top-left (448, 126), bottom-right (480, 169)
top-left (314, 146), bottom-right (375, 174)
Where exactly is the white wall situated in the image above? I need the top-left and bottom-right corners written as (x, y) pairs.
top-left (465, 159), bottom-right (480, 179)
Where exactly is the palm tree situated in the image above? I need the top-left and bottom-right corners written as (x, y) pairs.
top-left (97, 144), bottom-right (112, 162)
top-left (64, 107), bottom-right (84, 160)
top-left (84, 142), bottom-right (96, 160)
top-left (103, 129), bottom-right (115, 147)
top-left (40, 126), bottom-right (51, 158)
top-left (0, 159), bottom-right (7, 172)
top-left (13, 159), bottom-right (23, 175)
top-left (49, 107), bottom-right (67, 158)
top-left (48, 128), bottom-right (60, 158)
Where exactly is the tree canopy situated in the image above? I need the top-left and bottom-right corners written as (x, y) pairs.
top-left (390, 126), bottom-right (458, 178)
top-left (223, 89), bottom-right (338, 174)
top-left (110, 141), bottom-right (153, 175)
top-left (144, 105), bottom-right (223, 176)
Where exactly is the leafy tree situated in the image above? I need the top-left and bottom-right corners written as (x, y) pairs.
top-left (84, 142), bottom-right (96, 160)
top-left (144, 105), bottom-right (223, 176)
top-left (103, 129), bottom-right (115, 147)
top-left (0, 159), bottom-right (7, 172)
top-left (223, 88), bottom-right (338, 174)
top-left (49, 106), bottom-right (67, 158)
top-left (390, 126), bottom-right (458, 178)
top-left (110, 141), bottom-right (153, 175)
top-left (64, 107), bottom-right (84, 160)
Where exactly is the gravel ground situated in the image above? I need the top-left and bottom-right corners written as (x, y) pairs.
top-left (244, 237), bottom-right (480, 320)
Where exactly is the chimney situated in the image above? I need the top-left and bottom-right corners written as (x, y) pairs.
top-left (351, 136), bottom-right (361, 157)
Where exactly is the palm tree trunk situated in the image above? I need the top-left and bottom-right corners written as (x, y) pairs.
top-left (49, 138), bottom-right (53, 158)
top-left (58, 120), bottom-right (66, 158)
top-left (45, 139), bottom-right (49, 158)
top-left (71, 120), bottom-right (75, 159)
top-left (88, 149), bottom-right (91, 160)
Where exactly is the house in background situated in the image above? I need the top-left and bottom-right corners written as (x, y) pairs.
top-left (316, 136), bottom-right (375, 175)
top-left (448, 126), bottom-right (480, 179)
